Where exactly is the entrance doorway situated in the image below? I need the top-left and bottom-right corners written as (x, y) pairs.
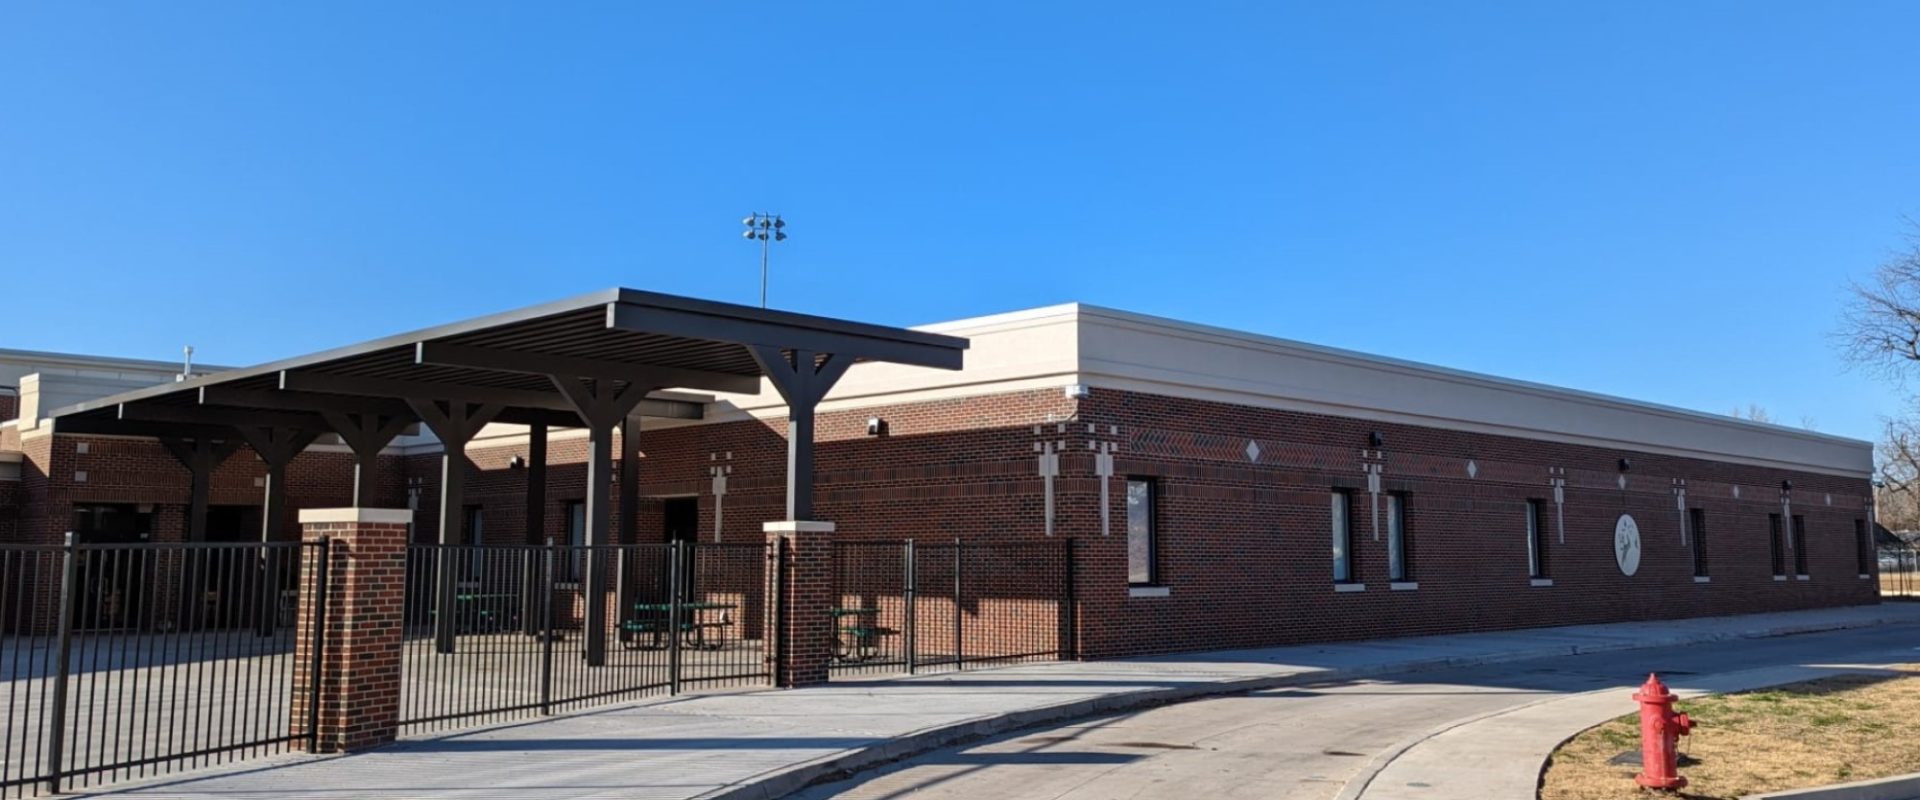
top-left (199, 505), bottom-right (278, 629)
top-left (71, 504), bottom-right (154, 630)
top-left (664, 497), bottom-right (698, 600)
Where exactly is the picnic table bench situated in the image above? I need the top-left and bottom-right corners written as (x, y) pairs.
top-left (622, 601), bottom-right (736, 650)
top-left (427, 592), bottom-right (520, 634)
top-left (829, 607), bottom-right (893, 662)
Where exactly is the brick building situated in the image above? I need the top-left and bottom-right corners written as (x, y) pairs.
top-left (0, 297), bottom-right (1880, 657)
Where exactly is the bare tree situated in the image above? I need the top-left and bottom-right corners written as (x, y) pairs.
top-left (1841, 226), bottom-right (1920, 531)
top-left (1877, 416), bottom-right (1920, 531)
top-left (1729, 404), bottom-right (1776, 424)
top-left (1842, 226), bottom-right (1920, 379)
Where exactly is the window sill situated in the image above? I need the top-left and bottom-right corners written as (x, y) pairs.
top-left (1859, 573), bottom-right (1873, 580)
top-left (1389, 581), bottom-right (1419, 591)
top-left (1772, 575), bottom-right (1788, 582)
top-left (1796, 574), bottom-right (1811, 581)
top-left (1128, 586), bottom-right (1170, 598)
top-left (1529, 578), bottom-right (1554, 587)
top-left (1692, 576), bottom-right (1711, 584)
top-left (1334, 583), bottom-right (1367, 593)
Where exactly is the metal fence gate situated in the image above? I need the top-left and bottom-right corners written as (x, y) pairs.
top-left (397, 541), bottom-right (769, 735)
top-left (829, 539), bottom-right (1075, 680)
top-left (1, 538), bottom-right (327, 798)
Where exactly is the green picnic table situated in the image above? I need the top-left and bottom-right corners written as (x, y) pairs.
top-left (830, 607), bottom-right (887, 662)
top-left (621, 601), bottom-right (737, 650)
top-left (428, 592), bottom-right (520, 633)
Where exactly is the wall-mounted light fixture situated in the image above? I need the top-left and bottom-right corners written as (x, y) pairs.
top-left (1618, 458), bottom-right (1632, 472)
top-left (508, 455), bottom-right (526, 470)
top-left (866, 417), bottom-right (888, 437)
top-left (1781, 480), bottom-right (1793, 492)
top-left (1368, 431), bottom-right (1384, 448)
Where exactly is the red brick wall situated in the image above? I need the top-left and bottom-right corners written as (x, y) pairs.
top-left (1072, 388), bottom-right (1878, 657)
top-left (2, 382), bottom-right (1880, 660)
top-left (0, 394), bottom-right (17, 423)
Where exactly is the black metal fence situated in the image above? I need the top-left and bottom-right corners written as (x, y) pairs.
top-left (1882, 544), bottom-right (1919, 598)
top-left (398, 541), bottom-right (769, 735)
top-left (1, 538), bottom-right (327, 798)
top-left (829, 539), bottom-right (1075, 679)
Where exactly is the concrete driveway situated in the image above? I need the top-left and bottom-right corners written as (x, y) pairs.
top-left (795, 620), bottom-right (1920, 800)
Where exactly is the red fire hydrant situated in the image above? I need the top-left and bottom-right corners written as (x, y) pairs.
top-left (1633, 673), bottom-right (1695, 790)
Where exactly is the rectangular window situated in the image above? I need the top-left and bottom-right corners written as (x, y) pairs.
top-left (1126, 478), bottom-right (1157, 586)
top-left (565, 500), bottom-right (586, 582)
top-left (1526, 499), bottom-right (1548, 579)
top-left (1387, 493), bottom-right (1411, 582)
top-left (1769, 514), bottom-right (1786, 577)
top-left (464, 505), bottom-right (485, 579)
top-left (1332, 490), bottom-right (1355, 583)
top-left (1688, 508), bottom-right (1707, 577)
top-left (1792, 515), bottom-right (1809, 576)
top-left (1856, 519), bottom-right (1873, 575)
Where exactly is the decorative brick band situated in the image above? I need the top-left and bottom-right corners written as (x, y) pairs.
top-left (290, 508), bottom-right (411, 753)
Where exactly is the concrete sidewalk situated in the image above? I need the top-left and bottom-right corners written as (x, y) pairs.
top-left (1344, 662), bottom-right (1915, 800)
top-left (82, 603), bottom-right (1920, 800)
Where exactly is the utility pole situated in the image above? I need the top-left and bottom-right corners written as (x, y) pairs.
top-left (742, 213), bottom-right (787, 308)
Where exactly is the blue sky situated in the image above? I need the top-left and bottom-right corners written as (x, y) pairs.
top-left (3, 3), bottom-right (1916, 441)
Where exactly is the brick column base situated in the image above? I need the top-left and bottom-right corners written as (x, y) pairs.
top-left (291, 508), bottom-right (412, 753)
top-left (765, 520), bottom-right (834, 687)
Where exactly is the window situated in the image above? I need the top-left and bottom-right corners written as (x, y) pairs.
top-left (1768, 514), bottom-right (1786, 577)
top-left (1792, 515), bottom-right (1809, 576)
top-left (1387, 493), bottom-right (1411, 582)
top-left (1856, 519), bottom-right (1873, 575)
top-left (1690, 508), bottom-right (1708, 578)
top-left (464, 506), bottom-right (485, 579)
top-left (1126, 478), bottom-right (1157, 586)
top-left (1332, 490), bottom-right (1355, 583)
top-left (1526, 499), bottom-right (1548, 579)
top-left (565, 500), bottom-right (586, 582)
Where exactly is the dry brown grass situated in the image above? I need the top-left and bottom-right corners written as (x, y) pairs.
top-left (1538, 666), bottom-right (1920, 800)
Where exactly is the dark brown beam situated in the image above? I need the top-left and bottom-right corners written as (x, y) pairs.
top-left (201, 386), bottom-right (414, 418)
top-left (281, 371), bottom-right (572, 410)
top-left (416, 341), bottom-right (761, 395)
top-left (53, 417), bottom-right (233, 439)
top-left (120, 402), bottom-right (325, 431)
top-left (606, 302), bottom-right (966, 371)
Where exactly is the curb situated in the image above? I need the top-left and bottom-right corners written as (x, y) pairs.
top-left (697, 608), bottom-right (1912, 800)
top-left (1748, 772), bottom-right (1920, 800)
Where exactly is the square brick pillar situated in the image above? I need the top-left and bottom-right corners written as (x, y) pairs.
top-left (765, 520), bottom-right (834, 687)
top-left (290, 508), bottom-right (412, 753)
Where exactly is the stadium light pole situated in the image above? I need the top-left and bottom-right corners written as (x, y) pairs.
top-left (742, 213), bottom-right (787, 308)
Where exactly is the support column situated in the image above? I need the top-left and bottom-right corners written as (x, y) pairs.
top-left (290, 508), bottom-right (411, 753)
top-left (161, 437), bottom-right (241, 544)
top-left (746, 347), bottom-right (852, 522)
top-left (746, 348), bottom-right (854, 686)
top-left (765, 520), bottom-right (835, 687)
top-left (320, 411), bottom-right (413, 507)
top-left (617, 416), bottom-right (641, 616)
top-left (236, 425), bottom-right (320, 637)
top-left (522, 421), bottom-right (547, 637)
top-left (406, 400), bottom-right (503, 654)
top-left (551, 377), bottom-right (653, 667)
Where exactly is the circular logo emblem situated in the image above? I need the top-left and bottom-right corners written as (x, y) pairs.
top-left (1614, 514), bottom-right (1642, 576)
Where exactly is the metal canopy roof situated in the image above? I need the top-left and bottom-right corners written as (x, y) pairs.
top-left (48, 288), bottom-right (969, 437)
